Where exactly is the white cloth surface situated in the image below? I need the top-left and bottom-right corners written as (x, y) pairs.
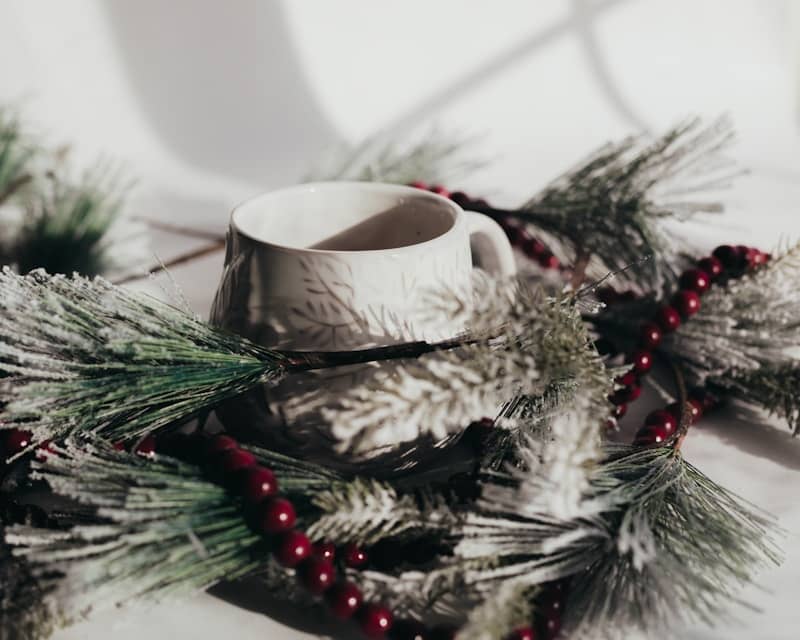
top-left (1, 1), bottom-right (799, 637)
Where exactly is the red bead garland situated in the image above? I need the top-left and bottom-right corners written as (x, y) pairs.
top-left (606, 244), bottom-right (769, 440)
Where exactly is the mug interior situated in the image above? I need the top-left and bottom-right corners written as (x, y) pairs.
top-left (231, 182), bottom-right (457, 251)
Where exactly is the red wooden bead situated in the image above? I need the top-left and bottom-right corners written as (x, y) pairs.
top-left (609, 383), bottom-right (640, 405)
top-left (313, 541), bottom-right (336, 562)
top-left (112, 441), bottom-right (126, 451)
top-left (35, 440), bottom-right (55, 460)
top-left (389, 620), bottom-right (429, 640)
top-left (630, 350), bottom-right (653, 374)
top-left (275, 530), bottom-right (312, 567)
top-left (343, 543), bottom-right (368, 568)
top-left (325, 582), bottom-right (363, 619)
top-left (616, 370), bottom-right (638, 386)
top-left (449, 191), bottom-right (470, 207)
top-left (698, 256), bottom-right (724, 280)
top-left (358, 603), bottom-right (394, 638)
top-left (522, 236), bottom-right (547, 259)
top-left (260, 497), bottom-right (296, 534)
top-left (639, 322), bottom-right (662, 350)
top-left (634, 424), bottom-right (670, 446)
top-left (538, 252), bottom-right (560, 270)
top-left (672, 291), bottom-right (700, 318)
top-left (508, 627), bottom-right (536, 640)
top-left (407, 181), bottom-right (427, 190)
top-left (750, 250), bottom-right (768, 267)
top-left (221, 448), bottom-right (256, 474)
top-left (667, 400), bottom-right (703, 424)
top-left (655, 306), bottom-right (681, 333)
top-left (429, 185), bottom-right (449, 198)
top-left (299, 557), bottom-right (336, 594)
top-left (242, 466), bottom-right (278, 503)
top-left (679, 268), bottom-right (711, 294)
top-left (543, 614), bottom-right (562, 640)
top-left (206, 434), bottom-right (238, 456)
top-left (613, 403), bottom-right (627, 419)
top-left (689, 387), bottom-right (718, 411)
top-left (134, 434), bottom-right (156, 458)
top-left (645, 410), bottom-right (678, 436)
top-left (3, 429), bottom-right (32, 456)
top-left (712, 244), bottom-right (743, 269)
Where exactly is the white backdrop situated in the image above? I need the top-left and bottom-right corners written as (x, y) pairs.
top-left (2, 1), bottom-right (800, 638)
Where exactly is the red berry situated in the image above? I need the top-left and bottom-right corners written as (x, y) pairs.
top-left (698, 256), bottom-right (724, 280)
top-left (389, 620), bottom-right (429, 640)
top-left (613, 403), bottom-right (627, 419)
top-left (639, 323), bottom-right (663, 350)
top-left (242, 466), bottom-right (278, 503)
top-left (449, 191), bottom-right (470, 207)
top-left (630, 350), bottom-right (653, 374)
top-left (633, 423), bottom-right (670, 446)
top-left (358, 603), bottom-right (394, 638)
top-left (35, 440), bottom-right (55, 460)
top-left (712, 244), bottom-right (743, 269)
top-left (522, 236), bottom-right (546, 259)
top-left (508, 627), bottom-right (535, 640)
top-left (645, 410), bottom-right (678, 436)
top-left (275, 530), bottom-right (312, 567)
top-left (407, 181), bottom-right (427, 190)
top-left (609, 383), bottom-right (641, 405)
top-left (543, 614), bottom-right (562, 640)
top-left (429, 185), bottom-right (449, 198)
top-left (3, 429), bottom-right (32, 456)
top-left (672, 291), bottom-right (701, 318)
top-left (313, 541), bottom-right (336, 562)
top-left (750, 250), bottom-right (768, 267)
top-left (206, 434), bottom-right (238, 456)
top-left (538, 252), bottom-right (560, 270)
top-left (299, 557), bottom-right (336, 594)
top-left (134, 434), bottom-right (156, 458)
top-left (616, 370), bottom-right (638, 386)
top-left (655, 306), bottom-right (681, 332)
top-left (221, 448), bottom-right (256, 474)
top-left (260, 497), bottom-right (296, 534)
top-left (679, 268), bottom-right (711, 294)
top-left (325, 582), bottom-right (363, 619)
top-left (344, 543), bottom-right (368, 568)
top-left (667, 400), bottom-right (703, 424)
top-left (112, 441), bottom-right (126, 451)
top-left (689, 387), bottom-right (718, 412)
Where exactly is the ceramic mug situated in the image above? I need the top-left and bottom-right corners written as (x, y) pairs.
top-left (209, 181), bottom-right (515, 463)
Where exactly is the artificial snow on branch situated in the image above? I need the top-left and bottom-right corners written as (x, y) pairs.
top-left (519, 117), bottom-right (736, 290)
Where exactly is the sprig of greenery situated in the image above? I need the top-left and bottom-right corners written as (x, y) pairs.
top-left (0, 269), bottom-right (293, 443)
top-left (457, 443), bottom-right (780, 638)
top-left (0, 109), bottom-right (36, 207)
top-left (519, 117), bottom-right (735, 290)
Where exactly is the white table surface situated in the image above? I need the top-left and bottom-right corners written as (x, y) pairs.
top-left (2, 1), bottom-right (799, 637)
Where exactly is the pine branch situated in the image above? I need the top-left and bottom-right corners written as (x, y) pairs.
top-left (457, 443), bottom-right (780, 638)
top-left (5, 440), bottom-right (267, 624)
top-left (457, 580), bottom-right (537, 640)
top-left (518, 117), bottom-right (735, 290)
top-left (285, 277), bottom-right (612, 455)
top-left (13, 165), bottom-right (134, 277)
top-left (307, 478), bottom-right (458, 546)
top-left (0, 269), bottom-right (293, 444)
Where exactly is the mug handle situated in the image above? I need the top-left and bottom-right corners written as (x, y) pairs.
top-left (464, 210), bottom-right (517, 277)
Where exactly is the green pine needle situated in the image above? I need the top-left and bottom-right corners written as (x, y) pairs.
top-left (0, 269), bottom-right (292, 443)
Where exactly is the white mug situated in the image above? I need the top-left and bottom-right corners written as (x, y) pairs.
top-left (209, 181), bottom-right (515, 463)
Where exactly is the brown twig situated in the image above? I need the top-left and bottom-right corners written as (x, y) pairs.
top-left (570, 247), bottom-right (591, 290)
top-left (660, 351), bottom-right (692, 451)
top-left (111, 240), bottom-right (226, 285)
top-left (132, 218), bottom-right (226, 243)
top-left (283, 332), bottom-right (497, 372)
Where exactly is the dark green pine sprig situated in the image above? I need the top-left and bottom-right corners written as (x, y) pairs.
top-left (0, 109), bottom-right (36, 207)
top-left (0, 268), bottom-right (294, 444)
top-left (12, 165), bottom-right (131, 277)
top-left (518, 117), bottom-right (735, 290)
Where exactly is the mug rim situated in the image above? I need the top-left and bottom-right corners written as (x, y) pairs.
top-left (229, 181), bottom-right (465, 256)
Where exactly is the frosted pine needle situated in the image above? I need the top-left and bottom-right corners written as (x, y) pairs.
top-left (0, 268), bottom-right (292, 443)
